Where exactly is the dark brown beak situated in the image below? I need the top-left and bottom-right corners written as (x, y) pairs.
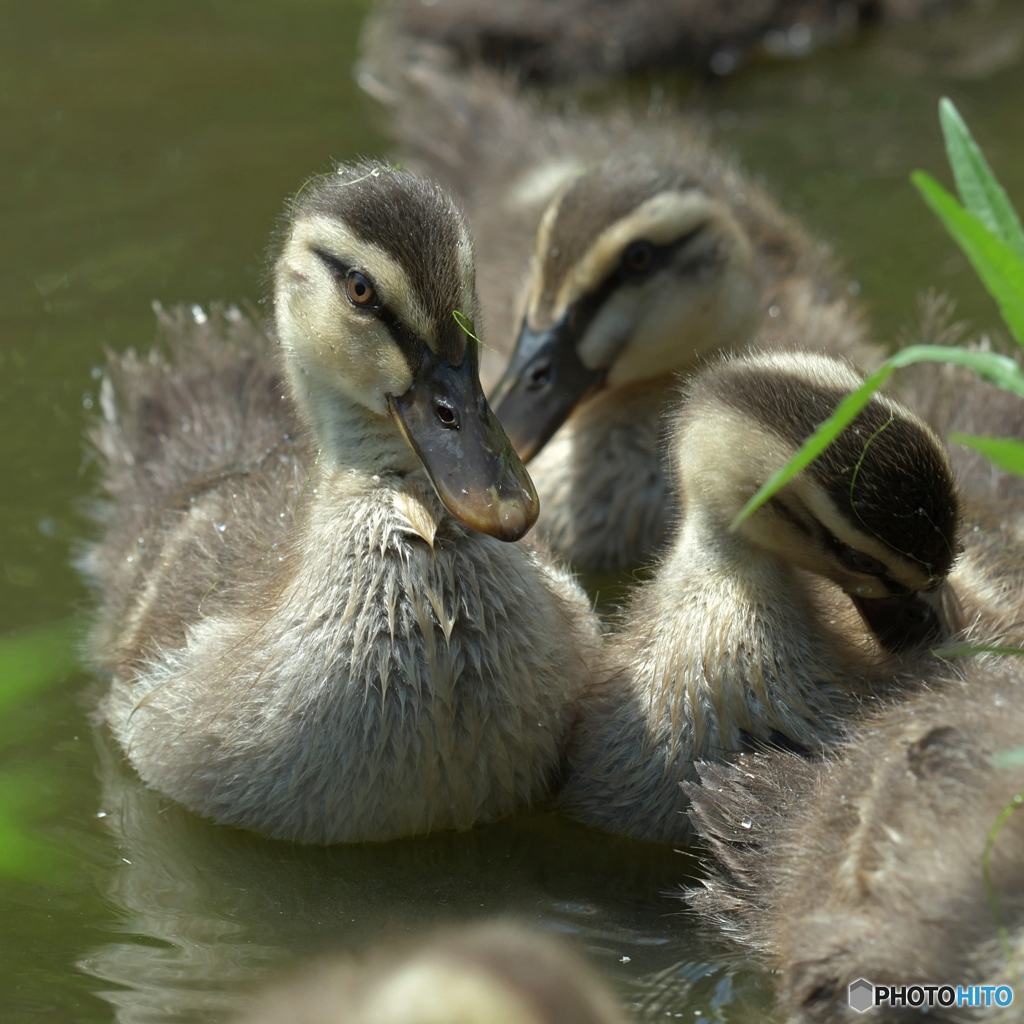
top-left (490, 314), bottom-right (606, 463)
top-left (388, 344), bottom-right (539, 542)
top-left (853, 580), bottom-right (964, 655)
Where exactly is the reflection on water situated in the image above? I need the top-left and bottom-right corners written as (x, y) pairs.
top-left (0, 0), bottom-right (1021, 1019)
top-left (78, 730), bottom-right (766, 1023)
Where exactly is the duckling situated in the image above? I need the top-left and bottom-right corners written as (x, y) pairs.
top-left (358, 63), bottom-right (882, 570)
top-left (687, 652), bottom-right (1024, 1024)
top-left (235, 922), bottom-right (629, 1024)
top-left (557, 349), bottom-right (965, 845)
top-left (78, 161), bottom-right (604, 844)
top-left (359, 0), bottom-right (969, 86)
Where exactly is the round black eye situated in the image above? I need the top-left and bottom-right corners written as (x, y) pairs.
top-left (346, 271), bottom-right (376, 307)
top-left (623, 240), bottom-right (654, 273)
top-left (840, 547), bottom-right (888, 577)
top-left (435, 401), bottom-right (458, 429)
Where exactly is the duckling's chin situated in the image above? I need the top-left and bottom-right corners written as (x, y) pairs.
top-left (851, 582), bottom-right (963, 655)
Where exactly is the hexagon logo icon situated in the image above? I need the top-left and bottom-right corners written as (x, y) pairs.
top-left (849, 978), bottom-right (874, 1013)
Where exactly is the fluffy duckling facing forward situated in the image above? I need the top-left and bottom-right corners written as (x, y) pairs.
top-left (687, 653), bottom-right (1024, 1024)
top-left (359, 64), bottom-right (881, 570)
top-left (557, 350), bottom-right (962, 845)
top-left (235, 922), bottom-right (629, 1024)
top-left (80, 162), bottom-right (602, 844)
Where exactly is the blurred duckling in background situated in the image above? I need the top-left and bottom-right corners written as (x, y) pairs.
top-left (235, 922), bottom-right (629, 1024)
top-left (687, 652), bottom-right (1024, 1024)
top-left (361, 0), bottom-right (979, 86)
top-left (558, 350), bottom-right (964, 845)
top-left (79, 162), bottom-right (603, 844)
top-left (899, 292), bottom-right (1024, 508)
top-left (359, 63), bottom-right (881, 570)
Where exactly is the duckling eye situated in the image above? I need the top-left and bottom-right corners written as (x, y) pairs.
top-left (839, 546), bottom-right (888, 577)
top-left (346, 271), bottom-right (377, 307)
top-left (623, 240), bottom-right (654, 274)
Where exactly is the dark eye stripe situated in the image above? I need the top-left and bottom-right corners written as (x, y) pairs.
top-left (311, 248), bottom-right (425, 373)
top-left (768, 496), bottom-right (815, 538)
top-left (771, 496), bottom-right (912, 593)
top-left (377, 306), bottom-right (426, 375)
top-left (312, 247), bottom-right (350, 281)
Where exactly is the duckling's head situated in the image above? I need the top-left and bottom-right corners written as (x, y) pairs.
top-left (491, 154), bottom-right (760, 460)
top-left (676, 352), bottom-right (963, 652)
top-left (275, 162), bottom-right (537, 541)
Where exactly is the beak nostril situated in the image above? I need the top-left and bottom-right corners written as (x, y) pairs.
top-left (435, 401), bottom-right (459, 429)
top-left (527, 360), bottom-right (552, 390)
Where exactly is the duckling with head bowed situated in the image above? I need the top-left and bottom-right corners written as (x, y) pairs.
top-left (80, 161), bottom-right (604, 844)
top-left (557, 349), bottom-right (965, 845)
top-left (359, 64), bottom-right (884, 571)
top-left (687, 651), bottom-right (1024, 1024)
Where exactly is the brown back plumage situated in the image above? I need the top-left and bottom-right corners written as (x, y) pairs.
top-left (687, 655), bottom-right (1024, 1023)
top-left (77, 302), bottom-right (309, 673)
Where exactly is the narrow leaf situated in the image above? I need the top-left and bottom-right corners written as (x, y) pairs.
top-left (939, 98), bottom-right (1024, 261)
top-left (992, 747), bottom-right (1024, 770)
top-left (949, 432), bottom-right (1024, 476)
top-left (912, 171), bottom-right (1024, 346)
top-left (983, 791), bottom-right (1023, 962)
top-left (887, 344), bottom-right (1024, 396)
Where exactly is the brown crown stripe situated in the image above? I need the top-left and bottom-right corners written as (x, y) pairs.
top-left (292, 163), bottom-right (470, 365)
top-left (698, 363), bottom-right (960, 577)
top-left (538, 155), bottom-right (703, 310)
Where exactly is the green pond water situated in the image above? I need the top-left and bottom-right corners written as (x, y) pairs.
top-left (1, 1), bottom-right (1023, 1020)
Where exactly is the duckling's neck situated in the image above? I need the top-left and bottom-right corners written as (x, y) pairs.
top-left (529, 374), bottom-right (678, 571)
top-left (292, 372), bottom-right (421, 480)
top-left (630, 503), bottom-right (874, 756)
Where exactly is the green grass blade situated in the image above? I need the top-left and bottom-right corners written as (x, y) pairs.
top-left (982, 792), bottom-right (1023, 962)
top-left (949, 432), bottom-right (1024, 476)
top-left (992, 747), bottom-right (1024, 770)
top-left (0, 618), bottom-right (83, 712)
top-left (886, 344), bottom-right (1024, 394)
top-left (912, 171), bottom-right (1024, 346)
top-left (730, 346), bottom-right (1024, 529)
top-left (939, 98), bottom-right (1024, 262)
